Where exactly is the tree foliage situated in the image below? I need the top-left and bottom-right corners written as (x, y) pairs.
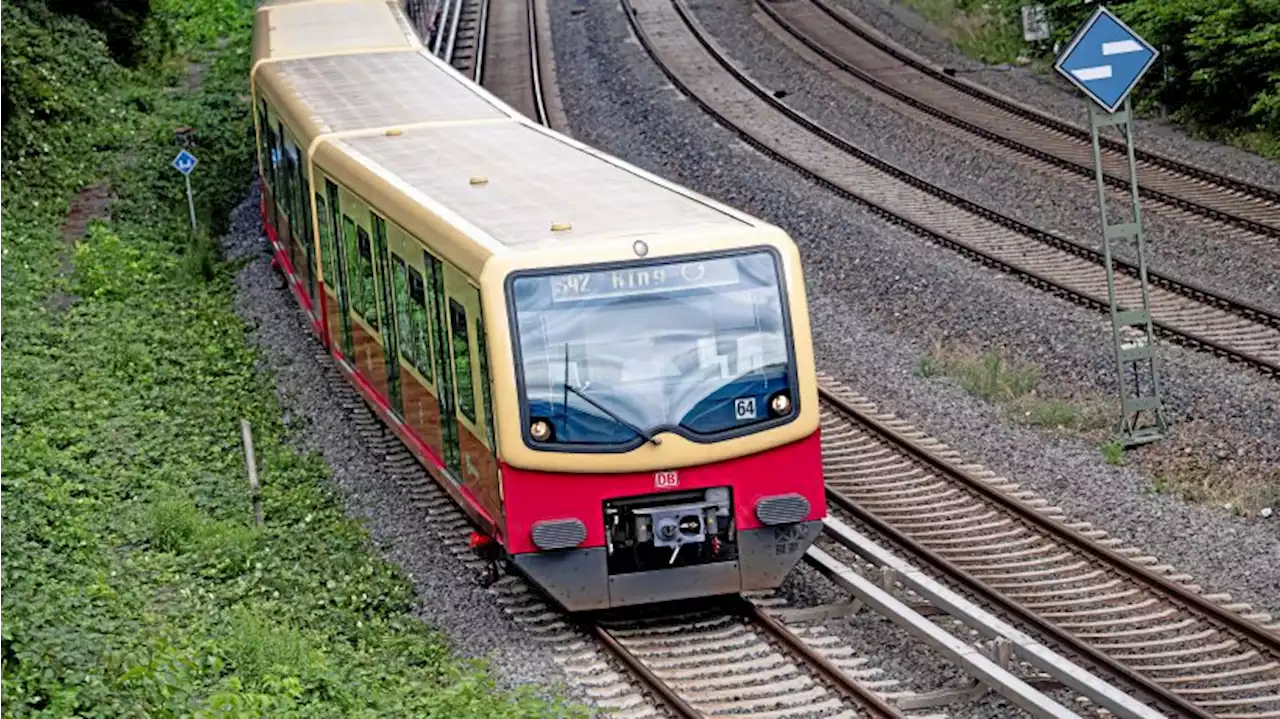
top-left (1042, 0), bottom-right (1280, 134)
top-left (945, 0), bottom-right (1280, 146)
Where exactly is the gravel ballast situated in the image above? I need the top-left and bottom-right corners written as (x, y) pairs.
top-left (824, 0), bottom-right (1280, 188)
top-left (684, 0), bottom-right (1280, 314)
top-left (547, 0), bottom-right (1280, 623)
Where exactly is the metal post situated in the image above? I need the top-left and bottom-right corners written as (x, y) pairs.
top-left (240, 420), bottom-right (265, 529)
top-left (184, 173), bottom-right (197, 234)
top-left (1087, 97), bottom-right (1167, 447)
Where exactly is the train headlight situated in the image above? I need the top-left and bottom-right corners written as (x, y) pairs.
top-left (769, 392), bottom-right (792, 416)
top-left (530, 418), bottom-right (553, 442)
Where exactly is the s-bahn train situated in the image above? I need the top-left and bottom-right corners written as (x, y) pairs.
top-left (250, 0), bottom-right (825, 610)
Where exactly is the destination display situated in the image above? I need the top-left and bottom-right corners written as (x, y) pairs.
top-left (549, 258), bottom-right (742, 303)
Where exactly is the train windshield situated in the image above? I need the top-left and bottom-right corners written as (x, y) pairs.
top-left (509, 250), bottom-right (797, 449)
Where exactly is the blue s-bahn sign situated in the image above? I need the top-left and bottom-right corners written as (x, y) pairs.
top-left (171, 149), bottom-right (199, 176)
top-left (1054, 6), bottom-right (1158, 113)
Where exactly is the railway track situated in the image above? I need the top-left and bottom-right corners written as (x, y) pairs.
top-left (817, 372), bottom-right (1280, 719)
top-left (755, 0), bottom-right (1280, 244)
top-left (587, 599), bottom-right (911, 718)
top-left (313, 346), bottom-right (934, 718)
top-left (318, 331), bottom-right (1166, 718)
top-left (446, 0), bottom-right (551, 125)
top-left (622, 0), bottom-right (1280, 375)
top-left (314, 342), bottom-right (1150, 718)
top-left (443, 0), bottom-right (488, 79)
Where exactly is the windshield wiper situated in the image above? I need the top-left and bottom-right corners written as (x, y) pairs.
top-left (561, 382), bottom-right (662, 446)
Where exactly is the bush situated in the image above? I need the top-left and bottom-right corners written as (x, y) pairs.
top-left (46, 0), bottom-right (155, 66)
top-left (1043, 0), bottom-right (1280, 136)
top-left (927, 0), bottom-right (1279, 150)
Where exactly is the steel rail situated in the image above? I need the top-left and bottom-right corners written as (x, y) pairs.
top-left (818, 386), bottom-right (1280, 719)
top-left (526, 0), bottom-right (550, 127)
top-left (589, 622), bottom-right (704, 718)
top-left (430, 0), bottom-right (453, 56)
top-left (443, 0), bottom-right (466, 65)
top-left (800, 0), bottom-right (1280, 209)
top-left (756, 0), bottom-right (1278, 240)
top-left (735, 596), bottom-right (907, 718)
top-left (813, 523), bottom-right (1160, 719)
top-left (472, 0), bottom-right (490, 83)
top-left (620, 0), bottom-right (1280, 376)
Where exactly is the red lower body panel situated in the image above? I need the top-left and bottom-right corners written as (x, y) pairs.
top-left (500, 431), bottom-right (825, 555)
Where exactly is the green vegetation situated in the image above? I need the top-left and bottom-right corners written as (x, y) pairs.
top-left (1, 1), bottom-right (578, 716)
top-left (893, 0), bottom-right (1280, 158)
top-left (1099, 439), bottom-right (1126, 466)
top-left (916, 342), bottom-right (1111, 432)
top-left (891, 0), bottom-right (1027, 66)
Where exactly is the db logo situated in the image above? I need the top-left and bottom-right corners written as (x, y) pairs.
top-left (654, 471), bottom-right (679, 489)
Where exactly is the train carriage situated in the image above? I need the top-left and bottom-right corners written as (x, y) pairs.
top-left (251, 0), bottom-right (826, 610)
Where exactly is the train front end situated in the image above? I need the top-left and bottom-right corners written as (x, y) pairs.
top-left (484, 230), bottom-right (824, 611)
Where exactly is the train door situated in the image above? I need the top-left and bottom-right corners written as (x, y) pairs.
top-left (274, 121), bottom-right (289, 244)
top-left (425, 251), bottom-right (462, 479)
top-left (264, 120), bottom-right (281, 232)
top-left (293, 147), bottom-right (316, 308)
top-left (324, 179), bottom-right (355, 360)
top-left (257, 100), bottom-right (276, 228)
top-left (371, 213), bottom-right (403, 417)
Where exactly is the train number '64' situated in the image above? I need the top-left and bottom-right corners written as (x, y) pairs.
top-left (655, 471), bottom-right (679, 489)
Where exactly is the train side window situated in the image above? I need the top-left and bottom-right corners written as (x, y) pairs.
top-left (409, 267), bottom-right (434, 381)
top-left (476, 314), bottom-right (495, 450)
top-left (355, 226), bottom-right (378, 330)
top-left (392, 256), bottom-right (414, 364)
top-left (327, 182), bottom-right (355, 359)
top-left (257, 101), bottom-right (270, 183)
top-left (342, 215), bottom-right (364, 319)
top-left (266, 126), bottom-right (281, 186)
top-left (448, 299), bottom-right (476, 422)
top-left (276, 122), bottom-right (289, 217)
top-left (392, 256), bottom-right (435, 382)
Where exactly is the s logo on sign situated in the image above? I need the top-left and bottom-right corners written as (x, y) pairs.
top-left (655, 471), bottom-right (679, 489)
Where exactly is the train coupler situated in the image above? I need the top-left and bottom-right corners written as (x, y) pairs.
top-left (469, 531), bottom-right (504, 586)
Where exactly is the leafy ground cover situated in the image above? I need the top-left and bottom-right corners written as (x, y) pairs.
top-left (889, 0), bottom-right (1280, 159)
top-left (1, 2), bottom-right (579, 716)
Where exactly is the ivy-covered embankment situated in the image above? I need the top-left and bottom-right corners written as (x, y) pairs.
top-left (1, 1), bottom-right (576, 715)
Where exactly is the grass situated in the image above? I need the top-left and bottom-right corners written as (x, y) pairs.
top-left (0, 1), bottom-right (581, 716)
top-left (892, 0), bottom-right (1026, 65)
top-left (1099, 440), bottom-right (1125, 467)
top-left (915, 342), bottom-right (1110, 433)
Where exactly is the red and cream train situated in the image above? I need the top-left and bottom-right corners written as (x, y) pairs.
top-left (250, 0), bottom-right (825, 610)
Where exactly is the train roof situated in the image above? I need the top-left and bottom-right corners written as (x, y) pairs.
top-left (335, 122), bottom-right (749, 252)
top-left (256, 50), bottom-right (511, 137)
top-left (252, 0), bottom-right (767, 276)
top-left (252, 0), bottom-right (419, 67)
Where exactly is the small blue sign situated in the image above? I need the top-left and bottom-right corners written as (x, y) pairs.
top-left (1054, 6), bottom-right (1158, 113)
top-left (171, 149), bottom-right (199, 176)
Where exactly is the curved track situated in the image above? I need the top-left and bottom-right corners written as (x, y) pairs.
top-left (622, 0), bottom-right (1280, 375)
top-left (756, 0), bottom-right (1280, 244)
top-left (818, 373), bottom-right (1280, 719)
